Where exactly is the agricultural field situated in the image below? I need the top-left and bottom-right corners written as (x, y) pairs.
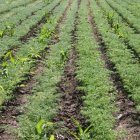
top-left (0, 0), bottom-right (140, 139)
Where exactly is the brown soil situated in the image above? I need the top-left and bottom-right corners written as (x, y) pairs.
top-left (0, 0), bottom-right (73, 139)
top-left (0, 61), bottom-right (45, 140)
top-left (53, 0), bottom-right (87, 140)
top-left (88, 0), bottom-right (140, 139)
top-left (54, 47), bottom-right (84, 140)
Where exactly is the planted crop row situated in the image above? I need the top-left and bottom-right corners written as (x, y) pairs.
top-left (123, 0), bottom-right (140, 5)
top-left (0, 0), bottom-right (42, 22)
top-left (95, 0), bottom-right (140, 60)
top-left (75, 0), bottom-right (117, 139)
top-left (0, 0), bottom-right (39, 15)
top-left (0, 0), bottom-right (68, 106)
top-left (114, 0), bottom-right (140, 18)
top-left (0, 0), bottom-right (45, 25)
top-left (0, 0), bottom-right (60, 59)
top-left (90, 0), bottom-right (140, 114)
top-left (16, 0), bottom-right (78, 139)
top-left (105, 0), bottom-right (140, 33)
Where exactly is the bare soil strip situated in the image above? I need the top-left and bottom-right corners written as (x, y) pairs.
top-left (0, 0), bottom-right (61, 64)
top-left (53, 0), bottom-right (87, 139)
top-left (96, 0), bottom-right (140, 64)
top-left (88, 0), bottom-right (140, 139)
top-left (0, 1), bottom-right (73, 139)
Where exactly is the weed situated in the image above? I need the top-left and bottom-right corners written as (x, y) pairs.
top-left (69, 118), bottom-right (94, 140)
top-left (36, 119), bottom-right (55, 139)
top-left (60, 49), bottom-right (67, 63)
top-left (106, 12), bottom-right (114, 27)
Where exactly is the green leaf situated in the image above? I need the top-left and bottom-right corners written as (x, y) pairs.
top-left (71, 117), bottom-right (83, 134)
top-left (49, 135), bottom-right (55, 140)
top-left (36, 119), bottom-right (45, 135)
top-left (46, 122), bottom-right (54, 126)
top-left (0, 85), bottom-right (4, 91)
top-left (0, 30), bottom-right (4, 38)
top-left (84, 124), bottom-right (93, 134)
top-left (68, 131), bottom-right (80, 140)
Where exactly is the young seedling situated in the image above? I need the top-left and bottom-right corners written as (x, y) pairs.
top-left (107, 12), bottom-right (114, 28)
top-left (69, 118), bottom-right (94, 140)
top-left (28, 47), bottom-right (41, 59)
top-left (0, 85), bottom-right (4, 92)
top-left (38, 26), bottom-right (53, 44)
top-left (0, 30), bottom-right (5, 38)
top-left (4, 51), bottom-right (15, 64)
top-left (36, 118), bottom-right (55, 139)
top-left (4, 23), bottom-right (15, 37)
top-left (60, 50), bottom-right (67, 63)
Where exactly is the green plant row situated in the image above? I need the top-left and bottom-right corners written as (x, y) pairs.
top-left (0, 0), bottom-right (67, 106)
top-left (74, 1), bottom-right (117, 140)
top-left (0, 0), bottom-right (45, 27)
top-left (95, 0), bottom-right (134, 35)
top-left (90, 0), bottom-right (140, 113)
top-left (123, 0), bottom-right (140, 5)
top-left (105, 0), bottom-right (140, 32)
top-left (0, 0), bottom-right (38, 15)
top-left (16, 0), bottom-right (78, 139)
top-left (114, 0), bottom-right (140, 18)
top-left (95, 0), bottom-right (140, 58)
top-left (0, 0), bottom-right (60, 58)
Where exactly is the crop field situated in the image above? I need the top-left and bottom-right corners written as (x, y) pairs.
top-left (0, 0), bottom-right (140, 139)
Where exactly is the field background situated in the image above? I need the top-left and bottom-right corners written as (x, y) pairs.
top-left (0, 0), bottom-right (140, 139)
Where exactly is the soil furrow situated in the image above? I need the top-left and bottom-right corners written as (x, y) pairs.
top-left (0, 57), bottom-right (46, 140)
top-left (95, 0), bottom-right (140, 64)
top-left (105, 0), bottom-right (140, 34)
top-left (0, 0), bottom-right (73, 139)
top-left (0, 0), bottom-right (61, 64)
top-left (88, 0), bottom-right (140, 139)
top-left (53, 0), bottom-right (87, 140)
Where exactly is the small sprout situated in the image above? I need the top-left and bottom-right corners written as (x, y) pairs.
top-left (107, 12), bottom-right (114, 27)
top-left (19, 84), bottom-right (27, 88)
top-left (38, 26), bottom-right (53, 44)
top-left (49, 134), bottom-right (55, 140)
top-left (36, 119), bottom-right (45, 135)
top-left (0, 85), bottom-right (4, 92)
top-left (69, 117), bottom-right (94, 140)
top-left (0, 30), bottom-right (4, 38)
top-left (36, 118), bottom-right (56, 139)
top-left (4, 51), bottom-right (15, 64)
top-left (1, 68), bottom-right (9, 77)
top-left (60, 50), bottom-right (67, 63)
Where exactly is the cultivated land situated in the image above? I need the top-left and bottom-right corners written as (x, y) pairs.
top-left (0, 0), bottom-right (140, 140)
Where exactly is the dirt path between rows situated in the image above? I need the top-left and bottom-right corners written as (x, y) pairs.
top-left (88, 0), bottom-right (140, 139)
top-left (53, 0), bottom-right (87, 139)
top-left (0, 0), bottom-right (73, 139)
